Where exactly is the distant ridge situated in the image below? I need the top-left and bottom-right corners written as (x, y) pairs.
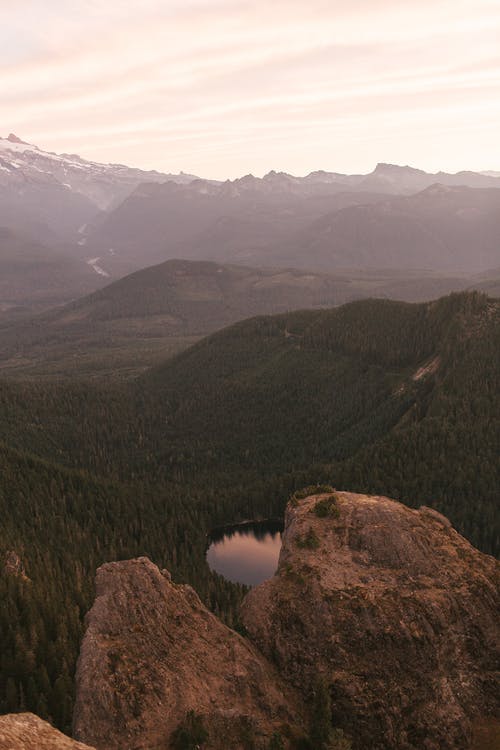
top-left (1, 131), bottom-right (500, 296)
top-left (0, 258), bottom-right (485, 379)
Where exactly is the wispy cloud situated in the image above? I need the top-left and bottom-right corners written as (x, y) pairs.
top-left (1, 0), bottom-right (499, 177)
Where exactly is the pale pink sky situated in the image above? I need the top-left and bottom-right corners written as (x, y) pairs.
top-left (1, 0), bottom-right (499, 178)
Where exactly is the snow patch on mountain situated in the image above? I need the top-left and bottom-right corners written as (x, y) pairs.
top-left (0, 134), bottom-right (198, 210)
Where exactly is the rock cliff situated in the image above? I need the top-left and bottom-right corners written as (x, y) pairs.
top-left (73, 557), bottom-right (302, 750)
top-left (241, 491), bottom-right (500, 750)
top-left (0, 713), bottom-right (94, 749)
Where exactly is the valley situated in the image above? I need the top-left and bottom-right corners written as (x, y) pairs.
top-left (0, 257), bottom-right (493, 380)
top-left (0, 136), bottom-right (498, 750)
top-left (0, 291), bottom-right (498, 745)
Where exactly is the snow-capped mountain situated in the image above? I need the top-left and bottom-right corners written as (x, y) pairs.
top-left (0, 133), bottom-right (196, 209)
top-left (2, 132), bottom-right (500, 312)
top-left (0, 133), bottom-right (197, 242)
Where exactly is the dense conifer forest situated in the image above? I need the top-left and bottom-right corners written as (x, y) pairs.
top-left (0, 291), bottom-right (498, 732)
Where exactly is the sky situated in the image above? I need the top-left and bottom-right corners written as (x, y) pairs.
top-left (1, 0), bottom-right (500, 179)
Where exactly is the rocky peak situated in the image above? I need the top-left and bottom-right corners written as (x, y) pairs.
top-left (0, 713), bottom-right (94, 749)
top-left (73, 557), bottom-right (303, 750)
top-left (263, 170), bottom-right (296, 185)
top-left (305, 169), bottom-right (349, 182)
top-left (241, 491), bottom-right (500, 750)
top-left (6, 133), bottom-right (28, 144)
top-left (373, 162), bottom-right (425, 176)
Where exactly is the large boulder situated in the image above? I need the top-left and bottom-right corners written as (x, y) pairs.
top-left (241, 491), bottom-right (500, 750)
top-left (73, 557), bottom-right (302, 749)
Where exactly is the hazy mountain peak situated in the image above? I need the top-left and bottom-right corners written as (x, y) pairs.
top-left (0, 134), bottom-right (39, 153)
top-left (7, 133), bottom-right (30, 145)
top-left (420, 182), bottom-right (458, 195)
top-left (0, 133), bottom-right (198, 238)
top-left (237, 173), bottom-right (257, 182)
top-left (373, 162), bottom-right (426, 175)
top-left (263, 169), bottom-right (295, 181)
top-left (305, 169), bottom-right (348, 181)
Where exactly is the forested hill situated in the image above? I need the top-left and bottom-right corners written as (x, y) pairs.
top-left (0, 290), bottom-right (498, 731)
top-left (0, 291), bottom-right (498, 554)
top-left (138, 292), bottom-right (499, 552)
top-left (0, 441), bottom-right (245, 732)
top-left (0, 257), bottom-right (483, 380)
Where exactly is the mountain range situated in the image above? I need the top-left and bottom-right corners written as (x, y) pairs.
top-left (2, 134), bottom-right (500, 306)
top-left (83, 166), bottom-right (500, 277)
top-left (272, 184), bottom-right (500, 272)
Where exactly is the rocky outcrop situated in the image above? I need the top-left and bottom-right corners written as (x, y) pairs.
top-left (241, 491), bottom-right (500, 750)
top-left (73, 557), bottom-right (303, 750)
top-left (0, 713), bottom-right (94, 749)
top-left (72, 496), bottom-right (499, 749)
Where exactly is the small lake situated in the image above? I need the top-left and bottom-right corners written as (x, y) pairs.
top-left (206, 520), bottom-right (284, 586)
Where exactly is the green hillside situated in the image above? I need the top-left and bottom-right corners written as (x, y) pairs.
top-left (0, 292), bottom-right (497, 545)
top-left (0, 291), bottom-right (498, 730)
top-left (138, 292), bottom-right (499, 552)
top-left (0, 258), bottom-right (481, 380)
top-left (0, 443), bottom-right (245, 731)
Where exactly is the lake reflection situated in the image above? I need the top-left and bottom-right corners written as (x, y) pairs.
top-left (206, 520), bottom-right (283, 586)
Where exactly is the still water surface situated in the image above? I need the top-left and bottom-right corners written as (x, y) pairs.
top-left (206, 520), bottom-right (283, 586)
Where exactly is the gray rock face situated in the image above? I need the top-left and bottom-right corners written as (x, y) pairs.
top-left (0, 713), bottom-right (94, 749)
top-left (241, 491), bottom-right (500, 750)
top-left (73, 557), bottom-right (302, 750)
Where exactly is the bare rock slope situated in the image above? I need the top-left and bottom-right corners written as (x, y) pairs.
top-left (241, 491), bottom-right (500, 750)
top-left (0, 713), bottom-right (94, 750)
top-left (73, 557), bottom-right (302, 750)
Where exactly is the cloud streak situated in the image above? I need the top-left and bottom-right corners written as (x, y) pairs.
top-left (1, 0), bottom-right (499, 177)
